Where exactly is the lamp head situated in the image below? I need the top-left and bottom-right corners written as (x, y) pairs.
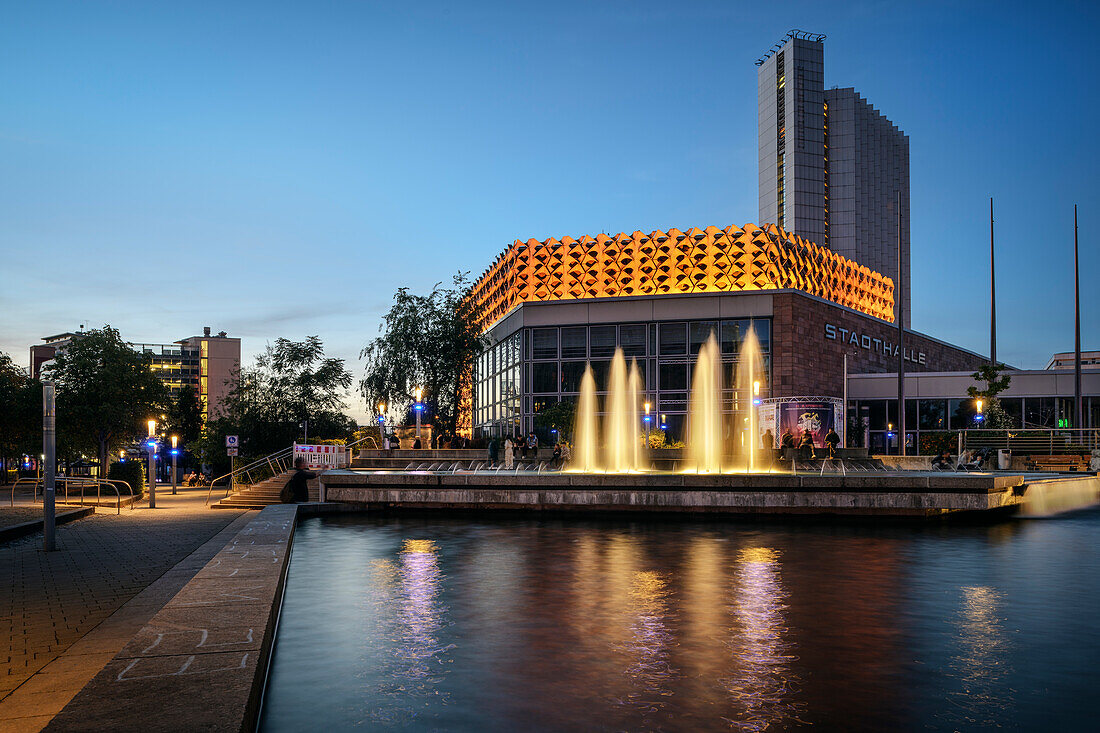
top-left (147, 419), bottom-right (156, 437)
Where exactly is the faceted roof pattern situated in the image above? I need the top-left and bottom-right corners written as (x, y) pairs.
top-left (469, 223), bottom-right (895, 331)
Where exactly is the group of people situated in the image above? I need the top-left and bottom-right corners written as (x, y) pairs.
top-left (768, 427), bottom-right (842, 460)
top-left (382, 434), bottom-right (473, 451)
top-left (486, 432), bottom-right (553, 468)
top-left (182, 470), bottom-right (208, 486)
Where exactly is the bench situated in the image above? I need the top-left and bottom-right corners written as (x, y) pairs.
top-left (1026, 455), bottom-right (1089, 472)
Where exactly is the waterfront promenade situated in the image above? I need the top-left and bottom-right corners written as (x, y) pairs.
top-left (0, 490), bottom-right (246, 732)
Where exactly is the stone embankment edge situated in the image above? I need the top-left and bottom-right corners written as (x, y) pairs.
top-left (0, 507), bottom-right (95, 544)
top-left (39, 503), bottom-right (350, 732)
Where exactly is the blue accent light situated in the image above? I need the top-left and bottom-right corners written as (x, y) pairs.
top-left (643, 416), bottom-right (652, 423)
top-left (413, 403), bottom-right (424, 412)
top-left (170, 449), bottom-right (179, 456)
top-left (550, 428), bottom-right (558, 434)
top-left (752, 398), bottom-right (762, 405)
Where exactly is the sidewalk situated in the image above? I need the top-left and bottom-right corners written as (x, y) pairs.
top-left (0, 488), bottom-right (246, 732)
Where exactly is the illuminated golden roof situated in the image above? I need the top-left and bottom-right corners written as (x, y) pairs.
top-left (469, 223), bottom-right (895, 330)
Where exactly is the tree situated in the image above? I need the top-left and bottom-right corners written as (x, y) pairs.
top-left (533, 400), bottom-right (576, 441)
top-left (0, 352), bottom-right (40, 476)
top-left (966, 363), bottom-right (1014, 429)
top-left (204, 336), bottom-right (355, 466)
top-left (360, 273), bottom-right (487, 438)
top-left (41, 327), bottom-right (167, 473)
top-left (165, 385), bottom-right (204, 446)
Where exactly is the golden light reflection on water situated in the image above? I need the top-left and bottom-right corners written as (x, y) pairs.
top-left (947, 585), bottom-right (1013, 727)
top-left (723, 546), bottom-right (806, 731)
top-left (622, 570), bottom-right (676, 710)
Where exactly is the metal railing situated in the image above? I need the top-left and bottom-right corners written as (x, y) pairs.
top-left (962, 428), bottom-right (1100, 455)
top-left (13, 476), bottom-right (135, 515)
top-left (205, 436), bottom-right (378, 505)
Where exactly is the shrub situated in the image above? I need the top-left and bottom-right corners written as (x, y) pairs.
top-left (919, 431), bottom-right (957, 457)
top-left (107, 461), bottom-right (145, 499)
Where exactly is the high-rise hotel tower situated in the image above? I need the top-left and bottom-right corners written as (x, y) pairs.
top-left (756, 31), bottom-right (911, 323)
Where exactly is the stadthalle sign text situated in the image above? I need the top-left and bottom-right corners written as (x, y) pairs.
top-left (824, 323), bottom-right (927, 365)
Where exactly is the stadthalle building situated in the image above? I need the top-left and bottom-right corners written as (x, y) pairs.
top-left (467, 31), bottom-right (1094, 448)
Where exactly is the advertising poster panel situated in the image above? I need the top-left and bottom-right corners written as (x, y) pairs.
top-left (758, 403), bottom-right (777, 447)
top-left (778, 401), bottom-right (835, 447)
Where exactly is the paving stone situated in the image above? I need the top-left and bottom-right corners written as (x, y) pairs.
top-left (0, 492), bottom-right (246, 728)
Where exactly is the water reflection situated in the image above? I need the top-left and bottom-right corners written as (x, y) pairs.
top-left (621, 570), bottom-right (676, 712)
top-left (947, 585), bottom-right (1013, 727)
top-left (262, 515), bottom-right (1100, 732)
top-left (723, 546), bottom-right (805, 731)
top-left (367, 539), bottom-right (454, 725)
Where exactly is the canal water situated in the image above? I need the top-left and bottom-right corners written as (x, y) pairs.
top-left (260, 510), bottom-right (1100, 731)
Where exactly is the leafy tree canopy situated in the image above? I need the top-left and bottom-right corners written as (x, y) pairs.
top-left (360, 273), bottom-right (486, 438)
top-left (42, 326), bottom-right (167, 471)
top-left (201, 336), bottom-right (355, 467)
top-left (966, 362), bottom-right (1014, 429)
top-left (0, 352), bottom-right (40, 467)
top-left (166, 385), bottom-right (204, 447)
top-left (966, 363), bottom-right (1012, 400)
top-left (533, 401), bottom-right (576, 439)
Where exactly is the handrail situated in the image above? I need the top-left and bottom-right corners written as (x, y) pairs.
top-left (29, 477), bottom-right (133, 515)
top-left (12, 477), bottom-right (41, 506)
top-left (205, 435), bottom-right (378, 505)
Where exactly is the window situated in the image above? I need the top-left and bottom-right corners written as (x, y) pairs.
top-left (690, 322), bottom-right (719, 354)
top-left (532, 397), bottom-right (557, 414)
top-left (659, 323), bottom-right (686, 355)
top-left (620, 324), bottom-right (646, 357)
top-left (721, 320), bottom-right (751, 354)
top-left (660, 363), bottom-right (687, 391)
top-left (590, 326), bottom-right (617, 358)
top-left (561, 327), bottom-right (587, 359)
top-left (532, 363), bottom-right (558, 393)
top-left (752, 318), bottom-right (771, 352)
top-left (561, 362), bottom-right (587, 393)
top-left (918, 400), bottom-right (946, 430)
top-left (532, 329), bottom-right (557, 360)
top-left (589, 360), bottom-right (611, 390)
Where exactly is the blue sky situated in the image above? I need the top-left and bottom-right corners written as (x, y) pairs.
top-left (2, 0), bottom-right (1097, 421)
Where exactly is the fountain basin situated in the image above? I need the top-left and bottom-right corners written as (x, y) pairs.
top-left (318, 469), bottom-right (1097, 517)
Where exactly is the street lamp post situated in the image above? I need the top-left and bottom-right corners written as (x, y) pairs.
top-left (170, 435), bottom-right (178, 495)
top-left (414, 388), bottom-right (424, 439)
top-left (975, 399), bottom-right (985, 427)
top-left (147, 419), bottom-right (157, 509)
top-left (43, 381), bottom-right (56, 552)
top-left (643, 402), bottom-right (652, 443)
top-left (377, 402), bottom-right (386, 439)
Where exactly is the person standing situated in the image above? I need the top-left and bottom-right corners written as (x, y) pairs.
top-left (824, 427), bottom-right (841, 459)
top-left (762, 429), bottom-right (774, 449)
top-left (488, 437), bottom-right (499, 466)
top-left (413, 437), bottom-right (422, 450)
top-left (503, 436), bottom-right (514, 469)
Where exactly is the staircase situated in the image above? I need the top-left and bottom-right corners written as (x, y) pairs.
top-left (211, 471), bottom-right (320, 510)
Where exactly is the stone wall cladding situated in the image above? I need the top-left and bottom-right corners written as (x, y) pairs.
top-left (771, 292), bottom-right (986, 396)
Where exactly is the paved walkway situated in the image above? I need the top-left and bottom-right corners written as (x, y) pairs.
top-left (0, 489), bottom-right (246, 732)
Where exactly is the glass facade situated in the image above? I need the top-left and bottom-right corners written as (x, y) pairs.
top-left (473, 332), bottom-right (522, 437)
top-left (847, 395), bottom-right (1097, 451)
top-left (473, 318), bottom-right (772, 440)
